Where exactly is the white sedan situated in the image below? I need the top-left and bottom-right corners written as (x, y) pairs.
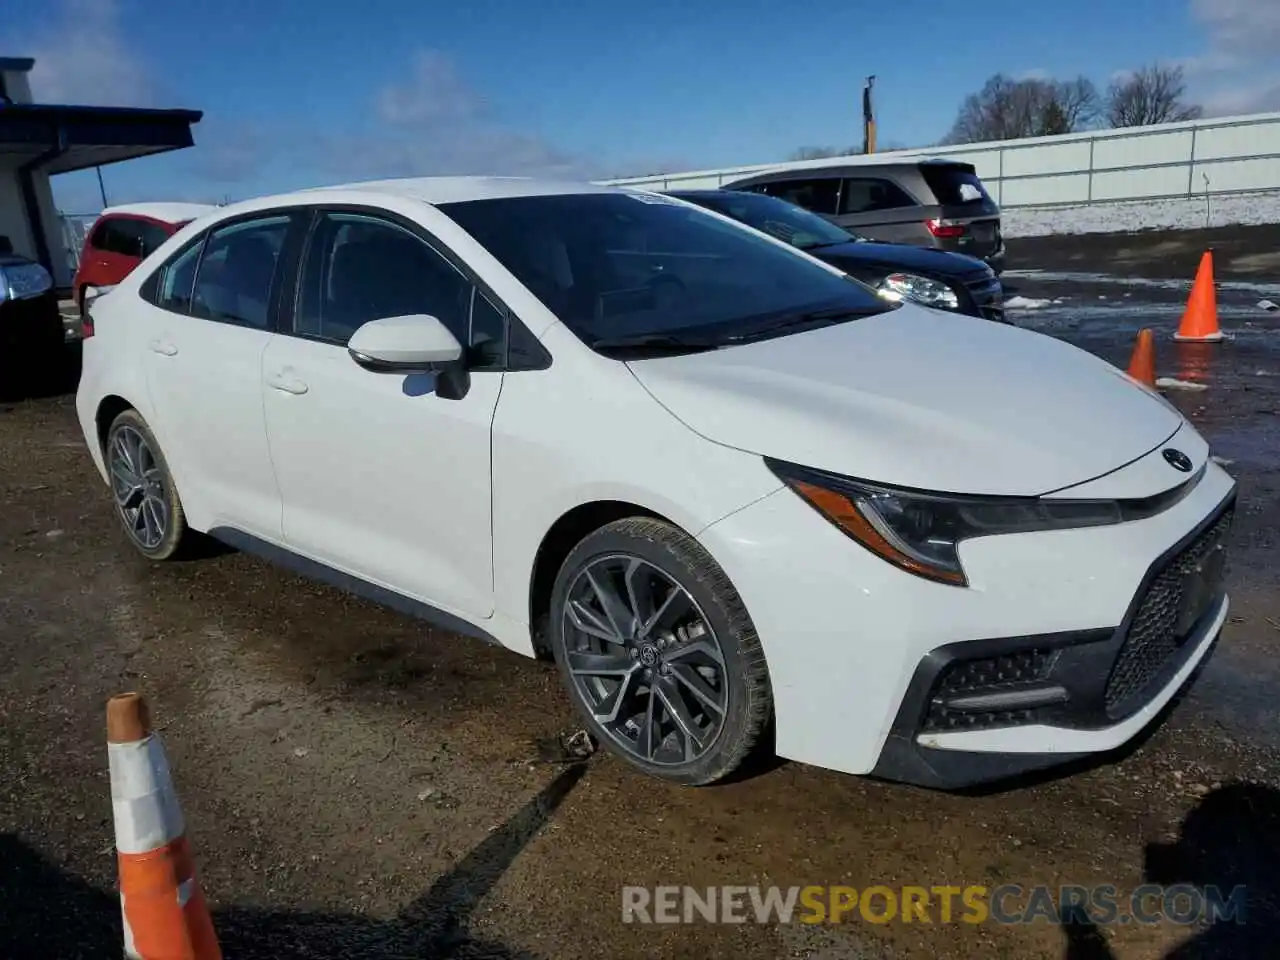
top-left (76, 176), bottom-right (1235, 788)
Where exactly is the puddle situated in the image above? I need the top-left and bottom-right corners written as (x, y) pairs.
top-left (1191, 644), bottom-right (1280, 750)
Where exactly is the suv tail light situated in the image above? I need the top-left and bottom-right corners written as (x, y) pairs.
top-left (926, 218), bottom-right (966, 239)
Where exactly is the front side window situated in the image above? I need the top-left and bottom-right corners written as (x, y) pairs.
top-left (296, 213), bottom-right (472, 348)
top-left (139, 222), bottom-right (172, 257)
top-left (439, 192), bottom-right (892, 355)
top-left (190, 216), bottom-right (290, 329)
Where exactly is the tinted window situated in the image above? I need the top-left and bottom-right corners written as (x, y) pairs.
top-left (296, 213), bottom-right (471, 347)
top-left (139, 222), bottom-right (171, 257)
top-left (191, 216), bottom-right (290, 329)
top-left (678, 192), bottom-right (854, 250)
top-left (90, 218), bottom-right (147, 257)
top-left (759, 178), bottom-right (841, 216)
top-left (154, 240), bottom-right (203, 314)
top-left (919, 165), bottom-right (995, 208)
top-left (840, 178), bottom-right (917, 215)
top-left (438, 193), bottom-right (890, 351)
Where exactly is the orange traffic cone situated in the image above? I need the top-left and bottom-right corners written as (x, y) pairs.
top-left (1174, 251), bottom-right (1223, 342)
top-left (107, 693), bottom-right (222, 960)
top-left (1127, 328), bottom-right (1157, 387)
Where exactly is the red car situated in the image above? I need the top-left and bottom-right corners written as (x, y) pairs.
top-left (73, 203), bottom-right (215, 320)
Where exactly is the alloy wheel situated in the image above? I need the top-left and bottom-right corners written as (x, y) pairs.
top-left (109, 425), bottom-right (169, 550)
top-left (561, 554), bottom-right (729, 766)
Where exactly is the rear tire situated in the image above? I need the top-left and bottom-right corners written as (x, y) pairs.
top-left (105, 410), bottom-right (192, 561)
top-left (549, 517), bottom-right (772, 785)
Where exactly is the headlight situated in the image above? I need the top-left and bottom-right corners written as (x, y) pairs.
top-left (876, 273), bottom-right (959, 311)
top-left (0, 262), bottom-right (53, 303)
top-left (766, 459), bottom-right (1124, 586)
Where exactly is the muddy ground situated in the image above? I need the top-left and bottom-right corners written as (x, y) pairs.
top-left (2, 225), bottom-right (1279, 959)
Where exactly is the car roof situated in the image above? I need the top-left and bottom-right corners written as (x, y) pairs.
top-left (726, 158), bottom-right (973, 182)
top-left (98, 202), bottom-right (219, 223)
top-left (197, 176), bottom-right (624, 224)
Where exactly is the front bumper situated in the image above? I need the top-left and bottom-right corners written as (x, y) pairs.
top-left (697, 448), bottom-right (1236, 788)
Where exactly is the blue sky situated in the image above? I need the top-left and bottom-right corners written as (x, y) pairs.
top-left (4, 0), bottom-right (1278, 213)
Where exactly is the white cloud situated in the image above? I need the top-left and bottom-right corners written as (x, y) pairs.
top-left (16, 0), bottom-right (155, 106)
top-left (1200, 78), bottom-right (1280, 116)
top-left (1016, 68), bottom-right (1050, 82)
top-left (1191, 0), bottom-right (1280, 60)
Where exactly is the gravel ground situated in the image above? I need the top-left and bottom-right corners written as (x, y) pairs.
top-left (3, 229), bottom-right (1280, 959)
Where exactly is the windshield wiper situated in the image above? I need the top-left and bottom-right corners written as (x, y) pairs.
top-left (589, 333), bottom-right (723, 356)
top-left (723, 306), bottom-right (882, 342)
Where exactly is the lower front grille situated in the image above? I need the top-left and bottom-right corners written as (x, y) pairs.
top-left (963, 274), bottom-right (1005, 322)
top-left (1104, 508), bottom-right (1233, 718)
top-left (922, 647), bottom-right (1057, 732)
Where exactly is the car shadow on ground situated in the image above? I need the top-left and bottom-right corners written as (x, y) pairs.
top-left (0, 341), bottom-right (81, 404)
top-left (0, 761), bottom-right (587, 959)
top-left (1060, 781), bottom-right (1280, 960)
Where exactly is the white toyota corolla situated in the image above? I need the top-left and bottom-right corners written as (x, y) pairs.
top-left (76, 177), bottom-right (1235, 789)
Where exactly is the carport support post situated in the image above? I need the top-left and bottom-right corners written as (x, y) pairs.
top-left (17, 130), bottom-right (67, 274)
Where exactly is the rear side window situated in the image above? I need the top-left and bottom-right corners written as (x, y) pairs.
top-left (153, 241), bottom-right (203, 314)
top-left (190, 216), bottom-right (291, 329)
top-left (919, 165), bottom-right (994, 207)
top-left (89, 218), bottom-right (146, 257)
top-left (759, 178), bottom-right (841, 216)
top-left (840, 178), bottom-right (917, 215)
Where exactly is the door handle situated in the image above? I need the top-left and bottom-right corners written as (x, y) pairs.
top-left (148, 339), bottom-right (178, 357)
top-left (266, 371), bottom-right (309, 395)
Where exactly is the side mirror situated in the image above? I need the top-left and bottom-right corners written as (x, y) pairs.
top-left (347, 314), bottom-right (463, 373)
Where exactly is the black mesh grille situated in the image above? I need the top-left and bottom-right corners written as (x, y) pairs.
top-left (963, 274), bottom-right (1004, 322)
top-left (922, 648), bottom-right (1056, 732)
top-left (1104, 508), bottom-right (1233, 717)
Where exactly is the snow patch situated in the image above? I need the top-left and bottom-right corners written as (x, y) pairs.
top-left (1006, 295), bottom-right (1054, 309)
top-left (1002, 190), bottom-right (1280, 238)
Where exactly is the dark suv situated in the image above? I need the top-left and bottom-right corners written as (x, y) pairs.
top-left (667, 189), bottom-right (1004, 322)
top-left (722, 159), bottom-right (1004, 273)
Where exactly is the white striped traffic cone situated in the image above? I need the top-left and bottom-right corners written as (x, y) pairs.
top-left (107, 692), bottom-right (222, 960)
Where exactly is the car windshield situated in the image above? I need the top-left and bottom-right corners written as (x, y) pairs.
top-left (438, 192), bottom-right (892, 356)
top-left (678, 191), bottom-right (859, 250)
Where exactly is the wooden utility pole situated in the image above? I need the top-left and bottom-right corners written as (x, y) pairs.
top-left (862, 75), bottom-right (877, 154)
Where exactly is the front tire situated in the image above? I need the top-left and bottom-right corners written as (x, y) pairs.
top-left (105, 410), bottom-right (192, 561)
top-left (549, 517), bottom-right (772, 785)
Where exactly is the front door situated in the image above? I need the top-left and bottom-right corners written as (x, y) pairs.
top-left (262, 211), bottom-right (502, 620)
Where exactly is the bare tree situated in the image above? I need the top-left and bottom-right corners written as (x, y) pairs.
top-left (1107, 64), bottom-right (1203, 127)
top-left (945, 73), bottom-right (1099, 143)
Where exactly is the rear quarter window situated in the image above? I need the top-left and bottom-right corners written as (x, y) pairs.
top-left (919, 166), bottom-right (995, 208)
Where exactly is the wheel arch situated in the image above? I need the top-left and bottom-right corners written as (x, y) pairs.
top-left (95, 394), bottom-right (136, 453)
top-left (527, 499), bottom-right (672, 659)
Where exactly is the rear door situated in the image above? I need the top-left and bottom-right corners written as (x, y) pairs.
top-left (140, 211), bottom-right (306, 539)
top-left (917, 163), bottom-right (1002, 260)
top-left (835, 176), bottom-right (924, 243)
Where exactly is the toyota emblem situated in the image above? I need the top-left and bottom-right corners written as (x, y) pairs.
top-left (1162, 448), bottom-right (1193, 473)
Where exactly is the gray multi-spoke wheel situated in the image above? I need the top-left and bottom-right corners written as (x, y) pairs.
top-left (105, 409), bottom-right (190, 560)
top-left (550, 517), bottom-right (772, 785)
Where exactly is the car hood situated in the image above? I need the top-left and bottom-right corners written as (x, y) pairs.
top-left (627, 305), bottom-right (1183, 496)
top-left (809, 241), bottom-right (988, 279)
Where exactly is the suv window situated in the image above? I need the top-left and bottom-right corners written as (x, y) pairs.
top-left (190, 216), bottom-right (290, 329)
top-left (919, 165), bottom-right (994, 208)
top-left (758, 178), bottom-right (841, 215)
top-left (840, 178), bottom-right (917, 215)
top-left (296, 213), bottom-right (472, 349)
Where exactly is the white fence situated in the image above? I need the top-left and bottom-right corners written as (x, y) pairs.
top-left (603, 111), bottom-right (1280, 209)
